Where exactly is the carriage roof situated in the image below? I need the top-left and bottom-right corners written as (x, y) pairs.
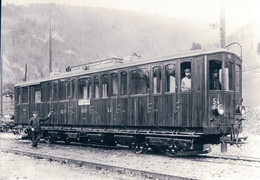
top-left (15, 48), bottom-right (240, 87)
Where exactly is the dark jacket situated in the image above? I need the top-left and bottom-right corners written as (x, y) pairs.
top-left (28, 116), bottom-right (49, 132)
top-left (210, 78), bottom-right (222, 90)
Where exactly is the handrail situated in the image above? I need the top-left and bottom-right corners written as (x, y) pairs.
top-left (225, 42), bottom-right (242, 59)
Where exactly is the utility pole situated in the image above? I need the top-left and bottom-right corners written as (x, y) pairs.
top-left (0, 0), bottom-right (3, 114)
top-left (220, 0), bottom-right (226, 48)
top-left (49, 10), bottom-right (52, 75)
top-left (24, 63), bottom-right (27, 82)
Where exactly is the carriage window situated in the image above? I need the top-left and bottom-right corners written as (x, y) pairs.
top-left (53, 82), bottom-right (58, 101)
top-left (78, 78), bottom-right (91, 99)
top-left (181, 62), bottom-right (191, 92)
top-left (223, 62), bottom-right (234, 91)
top-left (59, 81), bottom-right (67, 100)
top-left (101, 75), bottom-right (109, 98)
top-left (111, 73), bottom-right (118, 96)
top-left (209, 60), bottom-right (222, 90)
top-left (47, 83), bottom-right (52, 101)
top-left (16, 88), bottom-right (20, 104)
top-left (152, 66), bottom-right (162, 94)
top-left (34, 85), bottom-right (42, 103)
top-left (130, 68), bottom-right (150, 94)
top-left (120, 71), bottom-right (127, 95)
top-left (165, 64), bottom-right (176, 92)
top-left (72, 79), bottom-right (76, 99)
top-left (235, 64), bottom-right (241, 92)
top-left (94, 76), bottom-right (100, 98)
top-left (21, 87), bottom-right (28, 103)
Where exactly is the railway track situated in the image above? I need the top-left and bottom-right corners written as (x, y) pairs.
top-left (0, 147), bottom-right (192, 180)
top-left (1, 136), bottom-right (260, 165)
top-left (197, 154), bottom-right (260, 163)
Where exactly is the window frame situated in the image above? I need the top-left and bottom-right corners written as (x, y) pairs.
top-left (21, 86), bottom-right (29, 104)
top-left (129, 67), bottom-right (150, 95)
top-left (110, 72), bottom-right (119, 97)
top-left (179, 60), bottom-right (192, 93)
top-left (93, 75), bottom-right (100, 99)
top-left (152, 66), bottom-right (162, 95)
top-left (208, 59), bottom-right (223, 91)
top-left (101, 74), bottom-right (109, 98)
top-left (164, 63), bottom-right (176, 94)
top-left (119, 70), bottom-right (128, 96)
top-left (78, 77), bottom-right (92, 100)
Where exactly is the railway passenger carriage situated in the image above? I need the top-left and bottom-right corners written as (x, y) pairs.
top-left (14, 48), bottom-right (246, 155)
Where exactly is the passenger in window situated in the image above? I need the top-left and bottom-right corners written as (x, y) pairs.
top-left (181, 68), bottom-right (191, 92)
top-left (210, 69), bottom-right (222, 90)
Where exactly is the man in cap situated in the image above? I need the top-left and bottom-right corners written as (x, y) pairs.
top-left (210, 69), bottom-right (222, 90)
top-left (28, 111), bottom-right (51, 148)
top-left (181, 68), bottom-right (191, 92)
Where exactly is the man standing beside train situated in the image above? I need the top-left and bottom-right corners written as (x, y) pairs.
top-left (28, 111), bottom-right (52, 149)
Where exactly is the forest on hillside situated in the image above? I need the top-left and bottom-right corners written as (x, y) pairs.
top-left (2, 3), bottom-right (260, 106)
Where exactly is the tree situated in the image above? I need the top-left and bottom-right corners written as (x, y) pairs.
top-left (191, 42), bottom-right (202, 50)
top-left (3, 82), bottom-right (15, 101)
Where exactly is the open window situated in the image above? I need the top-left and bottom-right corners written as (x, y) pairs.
top-left (180, 62), bottom-right (191, 92)
top-left (130, 68), bottom-right (150, 94)
top-left (94, 76), bottom-right (100, 98)
top-left (152, 66), bottom-right (162, 94)
top-left (111, 73), bottom-right (118, 96)
top-left (209, 60), bottom-right (222, 90)
top-left (223, 62), bottom-right (234, 91)
top-left (78, 77), bottom-right (91, 99)
top-left (165, 64), bottom-right (176, 93)
top-left (101, 74), bottom-right (109, 98)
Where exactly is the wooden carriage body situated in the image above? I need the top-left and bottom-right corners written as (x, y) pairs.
top-left (14, 49), bottom-right (243, 137)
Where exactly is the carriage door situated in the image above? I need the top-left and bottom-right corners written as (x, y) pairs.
top-left (164, 63), bottom-right (178, 126)
top-left (178, 60), bottom-right (192, 127)
top-left (178, 57), bottom-right (204, 128)
top-left (129, 68), bottom-right (150, 126)
top-left (91, 74), bottom-right (110, 126)
top-left (110, 72), bottom-right (121, 125)
top-left (68, 79), bottom-right (77, 125)
top-left (78, 77), bottom-right (92, 125)
top-left (20, 86), bottom-right (29, 124)
top-left (150, 65), bottom-right (164, 126)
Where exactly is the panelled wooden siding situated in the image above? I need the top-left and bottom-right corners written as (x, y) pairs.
top-left (14, 52), bottom-right (242, 129)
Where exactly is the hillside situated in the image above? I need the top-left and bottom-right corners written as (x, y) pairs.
top-left (1, 4), bottom-right (260, 107)
top-left (2, 4), bottom-right (217, 83)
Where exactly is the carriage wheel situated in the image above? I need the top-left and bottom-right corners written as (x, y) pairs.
top-left (162, 147), bottom-right (177, 157)
top-left (44, 135), bottom-right (53, 144)
top-left (64, 137), bottom-right (70, 144)
top-left (130, 143), bottom-right (147, 154)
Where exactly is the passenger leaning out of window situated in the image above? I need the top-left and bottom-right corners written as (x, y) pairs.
top-left (181, 68), bottom-right (191, 92)
top-left (210, 69), bottom-right (222, 90)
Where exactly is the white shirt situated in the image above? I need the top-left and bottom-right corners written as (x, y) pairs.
top-left (181, 77), bottom-right (191, 92)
